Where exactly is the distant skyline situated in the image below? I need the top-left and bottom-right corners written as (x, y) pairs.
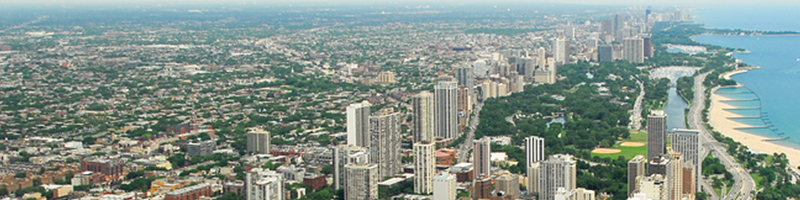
top-left (3, 0), bottom-right (800, 7)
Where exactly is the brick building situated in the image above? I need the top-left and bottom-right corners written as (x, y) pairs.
top-left (80, 159), bottom-right (124, 182)
top-left (302, 174), bottom-right (327, 191)
top-left (164, 183), bottom-right (212, 200)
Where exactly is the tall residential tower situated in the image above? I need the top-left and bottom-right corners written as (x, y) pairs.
top-left (623, 36), bottom-right (645, 63)
top-left (435, 76), bottom-right (459, 139)
top-left (246, 128), bottom-right (270, 154)
top-left (539, 154), bottom-right (577, 200)
top-left (245, 168), bottom-right (284, 200)
top-left (554, 37), bottom-right (570, 64)
top-left (628, 155), bottom-right (647, 195)
top-left (672, 129), bottom-right (701, 191)
top-left (413, 142), bottom-right (436, 194)
top-left (369, 109), bottom-right (403, 178)
top-left (333, 145), bottom-right (369, 190)
top-left (345, 163), bottom-right (379, 200)
top-left (525, 136), bottom-right (546, 169)
top-left (473, 138), bottom-right (491, 179)
top-left (347, 101), bottom-right (372, 147)
top-left (412, 91), bottom-right (434, 142)
top-left (647, 110), bottom-right (667, 161)
top-left (433, 172), bottom-right (457, 200)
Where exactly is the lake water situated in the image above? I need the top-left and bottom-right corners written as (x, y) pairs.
top-left (693, 6), bottom-right (800, 148)
top-left (665, 86), bottom-right (689, 132)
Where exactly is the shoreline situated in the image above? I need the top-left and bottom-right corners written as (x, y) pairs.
top-left (708, 71), bottom-right (800, 167)
top-left (695, 33), bottom-right (800, 38)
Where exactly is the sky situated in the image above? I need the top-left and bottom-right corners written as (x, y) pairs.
top-left (2, 0), bottom-right (800, 6)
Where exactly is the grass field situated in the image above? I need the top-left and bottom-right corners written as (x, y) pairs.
top-left (751, 173), bottom-right (764, 190)
top-left (591, 130), bottom-right (648, 160)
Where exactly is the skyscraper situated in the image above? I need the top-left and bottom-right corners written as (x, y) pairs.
top-left (246, 168), bottom-right (284, 200)
top-left (412, 91), bottom-right (434, 142)
top-left (598, 45), bottom-right (614, 62)
top-left (565, 26), bottom-right (576, 39)
top-left (672, 128), bottom-right (701, 190)
top-left (639, 174), bottom-right (667, 200)
top-left (474, 177), bottom-right (493, 200)
top-left (613, 14), bottom-right (625, 37)
top-left (435, 76), bottom-right (459, 139)
top-left (668, 152), bottom-right (683, 200)
top-left (538, 47), bottom-right (547, 68)
top-left (457, 86), bottom-right (471, 130)
top-left (455, 65), bottom-right (474, 95)
top-left (496, 171), bottom-right (520, 198)
top-left (246, 128), bottom-right (270, 154)
top-left (539, 154), bottom-right (577, 200)
top-left (512, 74), bottom-right (525, 93)
top-left (647, 110), bottom-right (667, 161)
top-left (682, 162), bottom-right (696, 200)
top-left (433, 172), bottom-right (457, 200)
top-left (642, 34), bottom-right (654, 58)
top-left (497, 82), bottom-right (508, 97)
top-left (534, 67), bottom-right (556, 84)
top-left (623, 36), bottom-right (645, 63)
top-left (525, 136), bottom-right (545, 170)
top-left (481, 80), bottom-right (495, 100)
top-left (474, 137), bottom-right (491, 179)
top-left (345, 163), bottom-right (379, 200)
top-left (369, 108), bottom-right (402, 178)
top-left (648, 155), bottom-right (670, 176)
top-left (628, 155), bottom-right (647, 195)
top-left (601, 19), bottom-right (613, 36)
top-left (553, 37), bottom-right (570, 64)
top-left (520, 57), bottom-right (536, 79)
top-left (528, 162), bottom-right (541, 195)
top-left (413, 142), bottom-right (435, 194)
top-left (554, 188), bottom-right (596, 200)
top-left (347, 101), bottom-right (372, 147)
top-left (333, 145), bottom-right (369, 190)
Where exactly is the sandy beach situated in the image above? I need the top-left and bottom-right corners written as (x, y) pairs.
top-left (709, 85), bottom-right (800, 167)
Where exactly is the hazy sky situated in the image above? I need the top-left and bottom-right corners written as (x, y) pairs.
top-left (3, 0), bottom-right (800, 6)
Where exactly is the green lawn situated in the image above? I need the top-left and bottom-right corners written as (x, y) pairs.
top-left (751, 173), bottom-right (764, 190)
top-left (727, 182), bottom-right (734, 196)
top-left (710, 178), bottom-right (735, 197)
top-left (591, 130), bottom-right (648, 160)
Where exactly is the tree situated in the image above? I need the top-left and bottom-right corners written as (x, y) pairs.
top-left (15, 172), bottom-right (26, 178)
top-left (263, 162), bottom-right (282, 170)
top-left (300, 187), bottom-right (334, 200)
top-left (320, 165), bottom-right (334, 175)
top-left (215, 193), bottom-right (244, 200)
top-left (82, 136), bottom-right (96, 145)
top-left (198, 132), bottom-right (211, 141)
top-left (168, 153), bottom-right (186, 168)
top-left (127, 170), bottom-right (145, 179)
top-left (120, 177), bottom-right (159, 192)
top-left (696, 192), bottom-right (709, 200)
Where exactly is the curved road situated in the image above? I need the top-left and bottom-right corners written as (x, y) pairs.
top-left (689, 71), bottom-right (755, 200)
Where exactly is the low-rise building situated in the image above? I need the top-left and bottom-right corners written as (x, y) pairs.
top-left (186, 140), bottom-right (215, 157)
top-left (164, 183), bottom-right (212, 200)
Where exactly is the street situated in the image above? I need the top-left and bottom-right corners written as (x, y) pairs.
top-left (689, 71), bottom-right (755, 200)
top-left (628, 77), bottom-right (645, 130)
top-left (457, 102), bottom-right (483, 164)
